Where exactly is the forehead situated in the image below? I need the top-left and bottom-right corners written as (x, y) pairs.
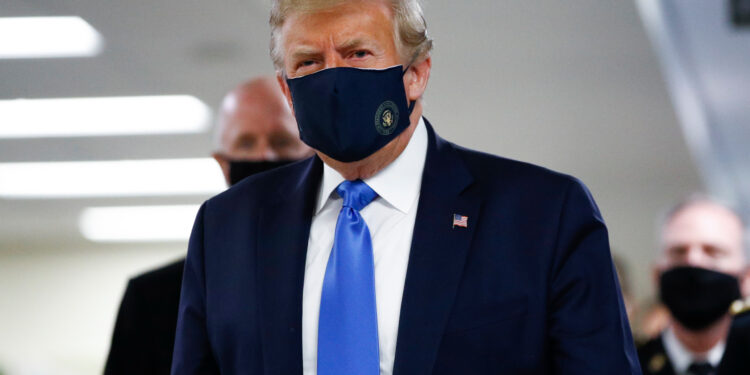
top-left (223, 96), bottom-right (293, 136)
top-left (662, 202), bottom-right (744, 246)
top-left (280, 1), bottom-right (395, 48)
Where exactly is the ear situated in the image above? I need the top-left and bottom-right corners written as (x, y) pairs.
top-left (277, 72), bottom-right (294, 113)
top-left (212, 152), bottom-right (231, 186)
top-left (403, 56), bottom-right (431, 102)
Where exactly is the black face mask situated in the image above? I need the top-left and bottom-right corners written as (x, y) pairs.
top-left (659, 266), bottom-right (741, 331)
top-left (228, 159), bottom-right (295, 186)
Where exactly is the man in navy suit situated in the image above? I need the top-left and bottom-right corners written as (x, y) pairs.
top-left (172, 0), bottom-right (641, 374)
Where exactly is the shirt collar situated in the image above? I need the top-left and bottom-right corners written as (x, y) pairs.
top-left (662, 327), bottom-right (725, 374)
top-left (315, 117), bottom-right (428, 214)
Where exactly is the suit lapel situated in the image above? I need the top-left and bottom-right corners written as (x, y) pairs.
top-left (393, 120), bottom-right (481, 375)
top-left (256, 157), bottom-right (322, 375)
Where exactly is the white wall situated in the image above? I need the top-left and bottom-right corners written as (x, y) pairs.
top-left (0, 245), bottom-right (185, 375)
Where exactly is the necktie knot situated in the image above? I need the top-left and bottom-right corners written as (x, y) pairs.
top-left (336, 180), bottom-right (377, 211)
top-left (687, 362), bottom-right (715, 375)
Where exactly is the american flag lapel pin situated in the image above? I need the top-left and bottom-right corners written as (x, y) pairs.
top-left (452, 213), bottom-right (468, 229)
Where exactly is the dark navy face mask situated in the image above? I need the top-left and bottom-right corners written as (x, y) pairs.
top-left (286, 65), bottom-right (415, 162)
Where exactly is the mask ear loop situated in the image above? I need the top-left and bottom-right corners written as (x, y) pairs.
top-left (402, 64), bottom-right (417, 114)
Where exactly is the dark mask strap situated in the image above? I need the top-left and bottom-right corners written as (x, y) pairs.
top-left (407, 98), bottom-right (416, 114)
top-left (402, 63), bottom-right (412, 76)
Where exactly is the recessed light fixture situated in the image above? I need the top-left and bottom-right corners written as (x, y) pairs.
top-left (0, 158), bottom-right (225, 199)
top-left (79, 205), bottom-right (200, 242)
top-left (0, 16), bottom-right (103, 59)
top-left (0, 96), bottom-right (211, 138)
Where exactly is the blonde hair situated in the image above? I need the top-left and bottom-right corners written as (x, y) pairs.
top-left (269, 0), bottom-right (433, 72)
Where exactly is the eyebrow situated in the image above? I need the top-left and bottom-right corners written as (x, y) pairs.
top-left (232, 133), bottom-right (257, 148)
top-left (337, 38), bottom-right (381, 54)
top-left (289, 46), bottom-right (322, 63)
top-left (286, 37), bottom-right (383, 66)
top-left (338, 38), bottom-right (367, 51)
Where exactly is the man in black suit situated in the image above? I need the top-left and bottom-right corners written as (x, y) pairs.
top-left (638, 196), bottom-right (750, 375)
top-left (103, 77), bottom-right (311, 374)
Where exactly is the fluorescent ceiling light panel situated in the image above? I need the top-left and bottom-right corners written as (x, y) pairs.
top-left (0, 158), bottom-right (225, 199)
top-left (0, 96), bottom-right (211, 138)
top-left (79, 205), bottom-right (200, 242)
top-left (0, 16), bottom-right (103, 59)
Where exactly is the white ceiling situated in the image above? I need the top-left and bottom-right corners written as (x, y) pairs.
top-left (0, 0), bottom-right (703, 298)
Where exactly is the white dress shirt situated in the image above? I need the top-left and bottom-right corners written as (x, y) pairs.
top-left (302, 118), bottom-right (428, 375)
top-left (662, 327), bottom-right (725, 374)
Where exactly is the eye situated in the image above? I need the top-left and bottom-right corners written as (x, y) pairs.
top-left (704, 245), bottom-right (727, 258)
top-left (270, 135), bottom-right (294, 150)
top-left (351, 50), bottom-right (370, 59)
top-left (237, 137), bottom-right (257, 150)
top-left (668, 245), bottom-right (688, 259)
top-left (298, 60), bottom-right (316, 68)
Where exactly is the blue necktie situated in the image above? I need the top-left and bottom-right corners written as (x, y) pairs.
top-left (318, 180), bottom-right (379, 375)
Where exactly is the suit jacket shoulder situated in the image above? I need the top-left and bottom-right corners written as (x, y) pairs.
top-left (451, 143), bottom-right (582, 197)
top-left (129, 258), bottom-right (185, 294)
top-left (105, 258), bottom-right (185, 375)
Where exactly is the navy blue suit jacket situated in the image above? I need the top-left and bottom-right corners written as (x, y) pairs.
top-left (172, 120), bottom-right (641, 374)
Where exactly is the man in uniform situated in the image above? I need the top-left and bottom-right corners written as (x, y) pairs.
top-left (638, 196), bottom-right (750, 375)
